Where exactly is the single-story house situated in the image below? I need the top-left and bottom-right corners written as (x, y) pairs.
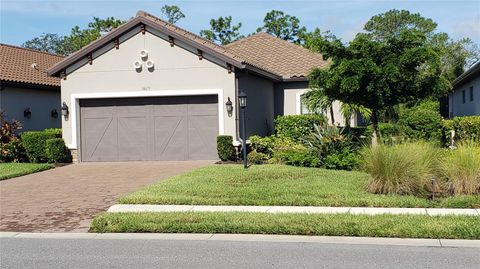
top-left (0, 44), bottom-right (64, 131)
top-left (448, 61), bottom-right (479, 118)
top-left (47, 10), bottom-right (353, 162)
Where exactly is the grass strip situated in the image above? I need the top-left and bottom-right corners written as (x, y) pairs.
top-left (91, 212), bottom-right (480, 239)
top-left (120, 165), bottom-right (480, 208)
top-left (0, 163), bottom-right (54, 181)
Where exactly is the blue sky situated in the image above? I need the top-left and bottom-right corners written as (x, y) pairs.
top-left (1, 0), bottom-right (479, 46)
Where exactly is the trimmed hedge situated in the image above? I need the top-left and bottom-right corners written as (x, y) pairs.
top-left (443, 116), bottom-right (480, 145)
top-left (21, 129), bottom-right (61, 163)
top-left (397, 101), bottom-right (443, 141)
top-left (216, 135), bottom-right (236, 161)
top-left (275, 115), bottom-right (327, 142)
top-left (45, 138), bottom-right (72, 163)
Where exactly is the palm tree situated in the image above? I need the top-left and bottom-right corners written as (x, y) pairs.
top-left (302, 87), bottom-right (336, 125)
top-left (340, 103), bottom-right (372, 127)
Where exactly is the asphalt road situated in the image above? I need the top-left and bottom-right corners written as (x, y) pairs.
top-left (1, 238), bottom-right (479, 269)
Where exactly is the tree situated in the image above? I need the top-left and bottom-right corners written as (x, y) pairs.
top-left (307, 10), bottom-right (449, 140)
top-left (200, 16), bottom-right (243, 45)
top-left (256, 10), bottom-right (306, 43)
top-left (161, 5), bottom-right (185, 24)
top-left (22, 33), bottom-right (64, 55)
top-left (302, 86), bottom-right (336, 125)
top-left (22, 17), bottom-right (124, 56)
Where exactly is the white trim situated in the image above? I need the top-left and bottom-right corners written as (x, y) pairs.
top-left (67, 89), bottom-right (224, 149)
top-left (295, 89), bottom-right (309, 115)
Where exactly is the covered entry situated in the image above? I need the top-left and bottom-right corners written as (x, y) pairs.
top-left (79, 95), bottom-right (219, 161)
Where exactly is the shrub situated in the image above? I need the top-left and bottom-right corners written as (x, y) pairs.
top-left (441, 141), bottom-right (480, 195)
top-left (273, 146), bottom-right (320, 168)
top-left (275, 114), bottom-right (326, 142)
top-left (21, 131), bottom-right (60, 163)
top-left (443, 116), bottom-right (480, 146)
top-left (323, 148), bottom-right (359, 171)
top-left (397, 101), bottom-right (443, 141)
top-left (249, 135), bottom-right (276, 157)
top-left (0, 111), bottom-right (27, 162)
top-left (360, 141), bottom-right (441, 196)
top-left (45, 138), bottom-right (72, 163)
top-left (247, 149), bottom-right (268, 164)
top-left (216, 135), bottom-right (236, 161)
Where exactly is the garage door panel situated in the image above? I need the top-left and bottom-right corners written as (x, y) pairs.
top-left (118, 116), bottom-right (148, 161)
top-left (154, 115), bottom-right (187, 160)
top-left (82, 117), bottom-right (117, 161)
top-left (188, 115), bottom-right (218, 160)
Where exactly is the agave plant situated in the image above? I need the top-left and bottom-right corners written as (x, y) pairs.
top-left (304, 124), bottom-right (346, 158)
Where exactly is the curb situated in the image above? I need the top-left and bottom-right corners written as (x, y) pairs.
top-left (1, 232), bottom-right (479, 248)
top-left (107, 204), bottom-right (480, 216)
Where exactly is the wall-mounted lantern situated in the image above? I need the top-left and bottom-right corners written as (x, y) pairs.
top-left (24, 108), bottom-right (32, 118)
top-left (51, 109), bottom-right (59, 119)
top-left (225, 97), bottom-right (233, 117)
top-left (61, 102), bottom-right (69, 119)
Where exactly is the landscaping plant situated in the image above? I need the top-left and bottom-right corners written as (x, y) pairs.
top-left (360, 141), bottom-right (441, 196)
top-left (45, 138), bottom-right (72, 163)
top-left (274, 114), bottom-right (326, 142)
top-left (21, 129), bottom-right (62, 163)
top-left (441, 141), bottom-right (480, 195)
top-left (0, 111), bottom-right (27, 163)
top-left (397, 100), bottom-right (443, 142)
top-left (216, 135), bottom-right (237, 161)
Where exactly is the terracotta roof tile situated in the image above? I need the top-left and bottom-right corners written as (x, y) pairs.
top-left (0, 44), bottom-right (63, 87)
top-left (225, 32), bottom-right (329, 79)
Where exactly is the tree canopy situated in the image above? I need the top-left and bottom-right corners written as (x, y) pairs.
top-left (256, 10), bottom-right (306, 43)
top-left (307, 10), bottom-right (451, 134)
top-left (200, 16), bottom-right (243, 45)
top-left (160, 5), bottom-right (185, 24)
top-left (23, 17), bottom-right (124, 56)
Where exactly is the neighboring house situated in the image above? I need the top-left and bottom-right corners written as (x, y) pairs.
top-left (0, 44), bottom-right (64, 131)
top-left (47, 10), bottom-right (349, 162)
top-left (448, 61), bottom-right (479, 118)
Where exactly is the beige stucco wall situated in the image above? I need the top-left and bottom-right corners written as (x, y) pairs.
top-left (61, 27), bottom-right (236, 148)
top-left (0, 86), bottom-right (61, 131)
top-left (275, 81), bottom-right (356, 126)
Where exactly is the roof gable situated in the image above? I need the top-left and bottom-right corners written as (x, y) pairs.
top-left (0, 44), bottom-right (63, 87)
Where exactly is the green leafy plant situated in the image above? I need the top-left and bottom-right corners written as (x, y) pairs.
top-left (360, 141), bottom-right (441, 196)
top-left (247, 149), bottom-right (269, 164)
top-left (249, 135), bottom-right (276, 157)
top-left (0, 111), bottom-right (27, 163)
top-left (45, 138), bottom-right (72, 163)
top-left (216, 135), bottom-right (236, 161)
top-left (443, 116), bottom-right (480, 146)
top-left (398, 100), bottom-right (443, 141)
top-left (441, 141), bottom-right (480, 195)
top-left (323, 148), bottom-right (359, 171)
top-left (21, 130), bottom-right (61, 163)
top-left (275, 115), bottom-right (327, 142)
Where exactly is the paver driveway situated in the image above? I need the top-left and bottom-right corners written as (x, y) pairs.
top-left (0, 161), bottom-right (212, 232)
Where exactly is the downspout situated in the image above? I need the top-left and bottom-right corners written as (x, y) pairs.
top-left (235, 72), bottom-right (240, 142)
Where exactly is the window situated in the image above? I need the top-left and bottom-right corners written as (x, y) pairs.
top-left (462, 90), bottom-right (466, 104)
top-left (470, 86), bottom-right (474, 102)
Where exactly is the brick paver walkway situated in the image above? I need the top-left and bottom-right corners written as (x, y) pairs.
top-left (0, 161), bottom-right (212, 232)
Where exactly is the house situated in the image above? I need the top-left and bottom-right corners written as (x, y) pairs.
top-left (448, 61), bottom-right (479, 118)
top-left (47, 10), bottom-right (348, 162)
top-left (0, 44), bottom-right (64, 131)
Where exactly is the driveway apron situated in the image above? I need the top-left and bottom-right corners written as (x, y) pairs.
top-left (0, 161), bottom-right (212, 232)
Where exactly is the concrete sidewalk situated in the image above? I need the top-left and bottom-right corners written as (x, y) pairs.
top-left (1, 232), bottom-right (479, 248)
top-left (107, 204), bottom-right (480, 216)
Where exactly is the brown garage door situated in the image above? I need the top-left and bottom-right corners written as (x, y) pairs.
top-left (80, 95), bottom-right (218, 161)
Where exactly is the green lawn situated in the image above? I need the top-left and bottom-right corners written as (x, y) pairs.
top-left (91, 212), bottom-right (480, 239)
top-left (0, 163), bottom-right (54, 181)
top-left (120, 164), bottom-right (480, 208)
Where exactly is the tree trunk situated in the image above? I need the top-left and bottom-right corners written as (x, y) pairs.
top-left (371, 109), bottom-right (380, 147)
top-left (329, 106), bottom-right (335, 125)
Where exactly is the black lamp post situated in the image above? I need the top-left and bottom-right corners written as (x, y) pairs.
top-left (238, 91), bottom-right (248, 169)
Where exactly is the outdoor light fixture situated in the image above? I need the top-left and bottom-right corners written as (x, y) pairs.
top-left (225, 97), bottom-right (233, 116)
top-left (51, 109), bottom-right (59, 119)
top-left (238, 91), bottom-right (247, 108)
top-left (24, 108), bottom-right (32, 118)
top-left (61, 102), bottom-right (69, 118)
top-left (238, 91), bottom-right (248, 169)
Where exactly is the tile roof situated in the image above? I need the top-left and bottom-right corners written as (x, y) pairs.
top-left (0, 44), bottom-right (63, 87)
top-left (225, 32), bottom-right (329, 79)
